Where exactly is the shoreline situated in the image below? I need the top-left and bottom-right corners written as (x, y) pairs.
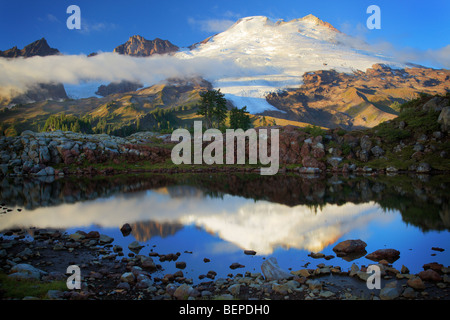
top-left (3, 163), bottom-right (450, 179)
top-left (1, 226), bottom-right (448, 301)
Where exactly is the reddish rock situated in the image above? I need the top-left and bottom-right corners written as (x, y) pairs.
top-left (61, 149), bottom-right (75, 165)
top-left (418, 269), bottom-right (443, 282)
top-left (114, 35), bottom-right (179, 57)
top-left (365, 249), bottom-right (400, 262)
top-left (311, 145), bottom-right (325, 158)
top-left (407, 277), bottom-right (426, 290)
top-left (300, 142), bottom-right (311, 157)
top-left (422, 262), bottom-right (443, 272)
top-left (230, 262), bottom-right (245, 270)
top-left (86, 231), bottom-right (100, 239)
top-left (332, 239), bottom-right (367, 256)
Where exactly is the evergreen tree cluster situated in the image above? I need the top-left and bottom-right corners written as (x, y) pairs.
top-left (43, 114), bottom-right (93, 134)
top-left (229, 106), bottom-right (251, 130)
top-left (20, 89), bottom-right (256, 137)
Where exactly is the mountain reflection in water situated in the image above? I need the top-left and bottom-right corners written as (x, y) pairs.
top-left (0, 173), bottom-right (449, 271)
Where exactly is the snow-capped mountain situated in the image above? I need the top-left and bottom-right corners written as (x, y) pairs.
top-left (3, 14), bottom-right (447, 131)
top-left (177, 15), bottom-right (406, 113)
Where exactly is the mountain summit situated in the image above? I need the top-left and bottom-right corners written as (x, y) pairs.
top-left (178, 14), bottom-right (406, 114)
top-left (113, 35), bottom-right (179, 56)
top-left (0, 38), bottom-right (59, 58)
top-left (295, 14), bottom-right (341, 33)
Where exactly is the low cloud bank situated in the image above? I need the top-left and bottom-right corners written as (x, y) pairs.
top-left (0, 52), bottom-right (271, 101)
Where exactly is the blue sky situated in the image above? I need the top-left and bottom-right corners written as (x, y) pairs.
top-left (0, 0), bottom-right (449, 66)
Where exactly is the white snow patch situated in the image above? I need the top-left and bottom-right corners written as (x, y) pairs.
top-left (64, 81), bottom-right (103, 99)
top-left (177, 15), bottom-right (407, 113)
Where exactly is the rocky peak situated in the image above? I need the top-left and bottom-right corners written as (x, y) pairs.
top-left (113, 35), bottom-right (179, 57)
top-left (299, 14), bottom-right (340, 33)
top-left (0, 38), bottom-right (59, 58)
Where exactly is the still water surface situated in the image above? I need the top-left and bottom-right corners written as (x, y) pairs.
top-left (1, 173), bottom-right (449, 282)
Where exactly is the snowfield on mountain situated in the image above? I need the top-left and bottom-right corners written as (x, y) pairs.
top-left (176, 15), bottom-right (407, 113)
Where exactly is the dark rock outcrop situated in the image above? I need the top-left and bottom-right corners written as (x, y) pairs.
top-left (95, 80), bottom-right (143, 97)
top-left (0, 38), bottom-right (59, 58)
top-left (8, 83), bottom-right (68, 105)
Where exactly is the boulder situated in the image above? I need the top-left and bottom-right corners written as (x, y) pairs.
top-left (370, 145), bottom-right (384, 157)
top-left (416, 162), bottom-right (431, 173)
top-left (438, 106), bottom-right (450, 132)
top-left (306, 279), bottom-right (322, 290)
top-left (228, 284), bottom-right (241, 296)
top-left (173, 284), bottom-right (194, 300)
top-left (418, 269), bottom-right (443, 282)
top-left (8, 263), bottom-right (47, 280)
top-left (98, 234), bottom-right (114, 244)
top-left (360, 135), bottom-right (372, 151)
top-left (120, 223), bottom-right (132, 236)
top-left (261, 257), bottom-right (291, 281)
top-left (140, 256), bottom-right (156, 270)
top-left (120, 272), bottom-right (135, 283)
top-left (309, 252), bottom-right (325, 258)
top-left (423, 96), bottom-right (449, 112)
top-left (327, 157), bottom-right (342, 168)
top-left (380, 286), bottom-right (400, 300)
top-left (365, 249), bottom-right (400, 263)
top-left (423, 262), bottom-right (443, 272)
top-left (358, 150), bottom-right (369, 162)
top-left (128, 240), bottom-right (144, 253)
top-left (402, 287), bottom-right (417, 299)
top-left (332, 239), bottom-right (367, 257)
top-left (69, 232), bottom-right (85, 241)
top-left (407, 277), bottom-right (426, 290)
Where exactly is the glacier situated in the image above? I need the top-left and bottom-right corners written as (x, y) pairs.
top-left (176, 15), bottom-right (406, 114)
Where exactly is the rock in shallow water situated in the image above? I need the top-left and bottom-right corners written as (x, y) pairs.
top-left (332, 239), bottom-right (367, 257)
top-left (261, 257), bottom-right (291, 281)
top-left (365, 248), bottom-right (400, 262)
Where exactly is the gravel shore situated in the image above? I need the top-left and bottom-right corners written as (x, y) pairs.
top-left (1, 225), bottom-right (449, 301)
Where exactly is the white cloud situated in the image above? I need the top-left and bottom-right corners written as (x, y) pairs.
top-left (188, 17), bottom-right (235, 33)
top-left (0, 51), bottom-right (271, 101)
top-left (338, 21), bottom-right (450, 69)
top-left (46, 13), bottom-right (60, 23)
top-left (426, 45), bottom-right (450, 68)
top-left (79, 18), bottom-right (118, 35)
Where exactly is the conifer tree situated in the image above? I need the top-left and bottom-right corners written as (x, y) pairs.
top-left (197, 89), bottom-right (228, 129)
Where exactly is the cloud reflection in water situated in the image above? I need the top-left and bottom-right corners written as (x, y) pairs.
top-left (1, 186), bottom-right (392, 254)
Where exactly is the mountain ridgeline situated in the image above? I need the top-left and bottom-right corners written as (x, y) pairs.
top-left (0, 38), bottom-right (60, 58)
top-left (113, 35), bottom-right (179, 56)
top-left (0, 14), bottom-right (449, 137)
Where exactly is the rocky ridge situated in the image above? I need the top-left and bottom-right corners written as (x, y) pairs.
top-left (113, 35), bottom-right (179, 57)
top-left (265, 64), bottom-right (450, 129)
top-left (95, 80), bottom-right (144, 97)
top-left (0, 38), bottom-right (60, 58)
